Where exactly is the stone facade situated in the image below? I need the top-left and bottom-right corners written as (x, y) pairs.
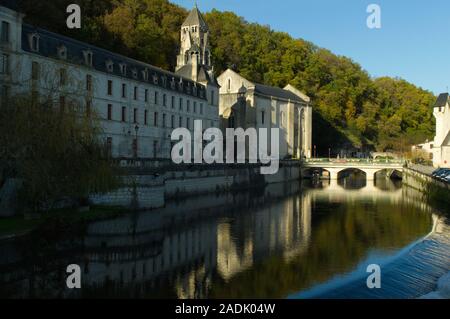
top-left (217, 69), bottom-right (312, 160)
top-left (0, 4), bottom-right (219, 159)
top-left (431, 93), bottom-right (450, 168)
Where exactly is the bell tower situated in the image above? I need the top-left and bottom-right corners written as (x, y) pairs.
top-left (176, 5), bottom-right (212, 72)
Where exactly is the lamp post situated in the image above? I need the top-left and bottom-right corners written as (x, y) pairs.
top-left (134, 124), bottom-right (139, 158)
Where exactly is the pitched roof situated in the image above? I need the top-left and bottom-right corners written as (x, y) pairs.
top-left (176, 64), bottom-right (219, 86)
top-left (253, 83), bottom-right (307, 104)
top-left (21, 24), bottom-right (208, 100)
top-left (434, 93), bottom-right (449, 108)
top-left (182, 6), bottom-right (208, 29)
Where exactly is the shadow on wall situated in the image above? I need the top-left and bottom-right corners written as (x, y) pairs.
top-left (312, 110), bottom-right (353, 157)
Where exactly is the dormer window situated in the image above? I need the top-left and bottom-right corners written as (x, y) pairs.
top-left (179, 79), bottom-right (184, 92)
top-left (119, 63), bottom-right (127, 76)
top-left (161, 76), bottom-right (167, 87)
top-left (142, 69), bottom-right (149, 81)
top-left (29, 33), bottom-right (40, 52)
top-left (106, 59), bottom-right (114, 72)
top-left (57, 45), bottom-right (67, 60)
top-left (187, 83), bottom-right (192, 94)
top-left (193, 83), bottom-right (197, 96)
top-left (132, 68), bottom-right (138, 79)
top-left (171, 77), bottom-right (176, 89)
top-left (83, 50), bottom-right (93, 67)
top-left (153, 74), bottom-right (158, 85)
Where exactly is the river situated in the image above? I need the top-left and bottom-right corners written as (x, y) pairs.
top-left (0, 175), bottom-right (449, 299)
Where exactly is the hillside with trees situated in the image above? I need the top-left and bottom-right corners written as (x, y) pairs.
top-left (15, 0), bottom-right (437, 155)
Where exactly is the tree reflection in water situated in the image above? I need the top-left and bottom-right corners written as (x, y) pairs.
top-left (0, 178), bottom-right (436, 299)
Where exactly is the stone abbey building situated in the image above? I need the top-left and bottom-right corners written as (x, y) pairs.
top-left (0, 3), bottom-right (311, 161)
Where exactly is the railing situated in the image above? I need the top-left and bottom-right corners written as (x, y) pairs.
top-left (303, 158), bottom-right (405, 165)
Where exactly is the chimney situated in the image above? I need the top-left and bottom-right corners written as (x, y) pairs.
top-left (192, 53), bottom-right (198, 82)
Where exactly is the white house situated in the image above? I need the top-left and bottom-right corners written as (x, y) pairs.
top-left (0, 4), bottom-right (219, 159)
top-left (431, 93), bottom-right (450, 168)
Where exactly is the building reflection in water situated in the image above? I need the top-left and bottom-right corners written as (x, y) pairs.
top-left (0, 178), bottom-right (439, 299)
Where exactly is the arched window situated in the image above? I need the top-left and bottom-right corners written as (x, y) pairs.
top-left (29, 33), bottom-right (40, 52)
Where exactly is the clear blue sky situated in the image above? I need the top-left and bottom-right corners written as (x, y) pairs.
top-left (172, 0), bottom-right (450, 95)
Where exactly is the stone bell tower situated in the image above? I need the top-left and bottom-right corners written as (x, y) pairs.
top-left (176, 5), bottom-right (212, 72)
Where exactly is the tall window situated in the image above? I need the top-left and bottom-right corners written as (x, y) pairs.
top-left (134, 86), bottom-right (138, 100)
top-left (154, 112), bottom-right (158, 126)
top-left (121, 106), bottom-right (126, 122)
top-left (0, 54), bottom-right (9, 74)
top-left (107, 104), bottom-right (113, 120)
top-left (162, 113), bottom-right (167, 128)
top-left (179, 97), bottom-right (183, 111)
top-left (171, 96), bottom-right (175, 109)
top-left (186, 117), bottom-right (190, 130)
top-left (261, 111), bottom-right (265, 125)
top-left (145, 89), bottom-right (148, 102)
top-left (31, 61), bottom-right (39, 80)
top-left (187, 100), bottom-right (190, 112)
top-left (59, 96), bottom-right (66, 112)
top-left (1, 21), bottom-right (10, 43)
top-left (133, 108), bottom-right (138, 123)
top-left (179, 116), bottom-right (183, 127)
top-left (171, 115), bottom-right (175, 128)
top-left (153, 141), bottom-right (158, 159)
top-left (86, 100), bottom-right (92, 117)
top-left (200, 103), bottom-right (203, 115)
top-left (1, 85), bottom-right (9, 107)
top-left (154, 91), bottom-right (159, 105)
top-left (193, 101), bottom-right (197, 113)
top-left (144, 110), bottom-right (148, 125)
top-left (163, 94), bottom-right (167, 107)
top-left (122, 83), bottom-right (126, 98)
top-left (107, 80), bottom-right (113, 96)
top-left (59, 68), bottom-right (67, 86)
top-left (86, 74), bottom-right (92, 92)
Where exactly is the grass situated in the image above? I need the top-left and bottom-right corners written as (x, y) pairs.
top-left (0, 205), bottom-right (127, 238)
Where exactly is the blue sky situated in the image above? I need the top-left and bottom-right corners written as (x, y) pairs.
top-left (171, 0), bottom-right (450, 95)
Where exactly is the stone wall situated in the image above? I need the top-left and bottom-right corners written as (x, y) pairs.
top-left (89, 162), bottom-right (300, 210)
top-left (403, 167), bottom-right (450, 192)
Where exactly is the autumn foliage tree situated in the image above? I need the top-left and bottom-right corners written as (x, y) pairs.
top-left (16, 0), bottom-right (436, 153)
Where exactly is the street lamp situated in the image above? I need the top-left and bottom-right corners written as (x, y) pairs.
top-left (134, 124), bottom-right (139, 158)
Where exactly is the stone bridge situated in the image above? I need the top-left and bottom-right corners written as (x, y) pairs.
top-left (302, 158), bottom-right (405, 180)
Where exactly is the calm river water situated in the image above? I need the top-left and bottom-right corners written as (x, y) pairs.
top-left (0, 176), bottom-right (449, 299)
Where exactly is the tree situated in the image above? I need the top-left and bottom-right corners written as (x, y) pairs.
top-left (0, 93), bottom-right (119, 212)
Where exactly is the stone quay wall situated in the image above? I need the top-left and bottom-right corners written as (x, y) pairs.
top-left (89, 160), bottom-right (301, 210)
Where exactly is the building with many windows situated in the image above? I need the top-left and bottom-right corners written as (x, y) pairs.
top-left (0, 4), bottom-right (219, 159)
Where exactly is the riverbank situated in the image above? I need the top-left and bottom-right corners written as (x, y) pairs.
top-left (0, 205), bottom-right (127, 240)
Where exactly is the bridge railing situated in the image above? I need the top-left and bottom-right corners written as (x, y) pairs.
top-left (303, 158), bottom-right (405, 165)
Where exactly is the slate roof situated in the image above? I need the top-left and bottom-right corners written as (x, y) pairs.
top-left (21, 24), bottom-right (207, 100)
top-left (434, 93), bottom-right (449, 108)
top-left (182, 6), bottom-right (208, 29)
top-left (253, 83), bottom-right (307, 104)
top-left (176, 64), bottom-right (219, 87)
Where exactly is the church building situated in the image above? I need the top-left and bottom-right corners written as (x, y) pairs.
top-left (217, 69), bottom-right (312, 159)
